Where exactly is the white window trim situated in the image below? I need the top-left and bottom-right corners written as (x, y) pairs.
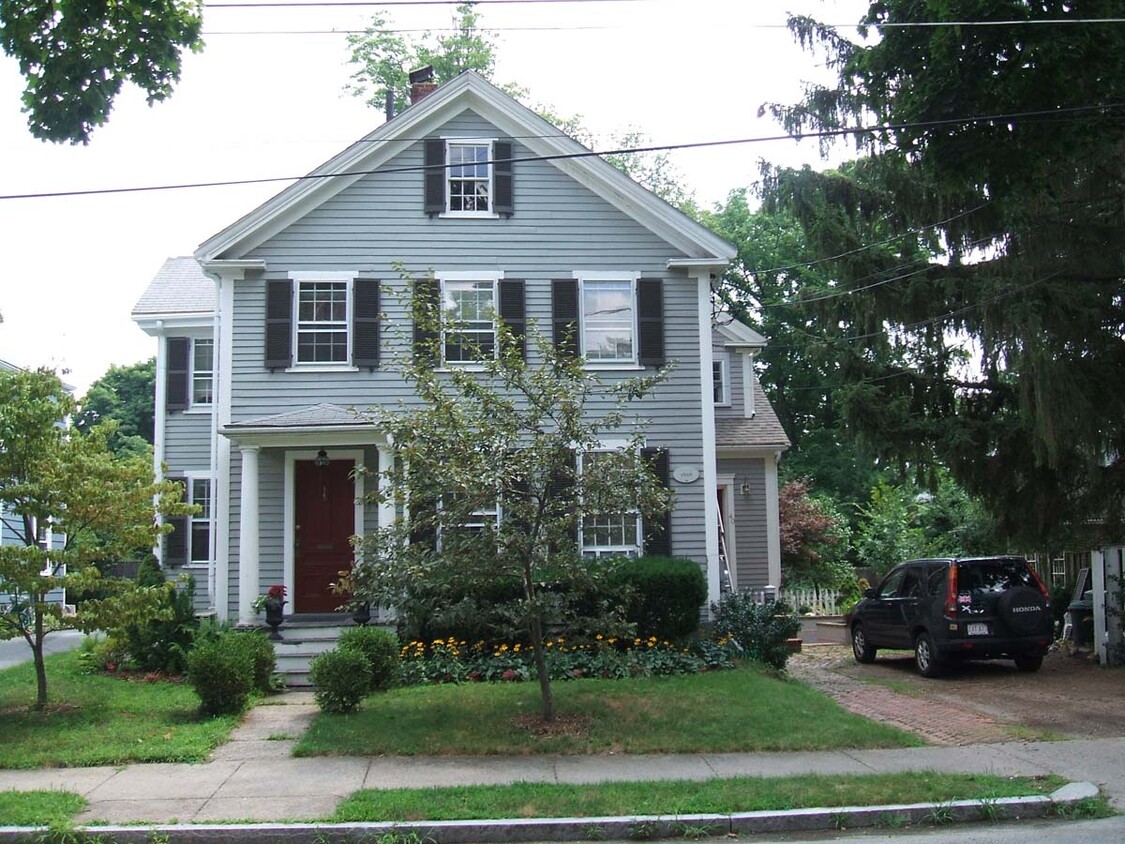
top-left (184, 471), bottom-right (214, 568)
top-left (577, 444), bottom-right (643, 557)
top-left (440, 137), bottom-right (500, 219)
top-left (188, 337), bottom-right (215, 412)
top-left (437, 271), bottom-right (504, 368)
top-left (572, 271), bottom-right (641, 369)
top-left (288, 271), bottom-right (357, 370)
top-left (713, 354), bottom-right (731, 407)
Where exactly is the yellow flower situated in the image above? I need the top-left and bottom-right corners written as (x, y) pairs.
top-left (595, 634), bottom-right (603, 641)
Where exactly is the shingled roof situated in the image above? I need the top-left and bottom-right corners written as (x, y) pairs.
top-left (132, 257), bottom-right (213, 317)
top-left (715, 380), bottom-right (790, 450)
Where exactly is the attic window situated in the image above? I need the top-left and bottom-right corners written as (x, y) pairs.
top-left (425, 138), bottom-right (514, 217)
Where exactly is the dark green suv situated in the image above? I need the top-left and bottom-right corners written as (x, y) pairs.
top-left (848, 556), bottom-right (1052, 677)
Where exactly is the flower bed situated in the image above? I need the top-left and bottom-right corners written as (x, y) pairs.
top-left (398, 635), bottom-right (736, 685)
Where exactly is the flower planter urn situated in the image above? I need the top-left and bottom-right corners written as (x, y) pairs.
top-left (351, 602), bottom-right (372, 627)
top-left (264, 601), bottom-right (285, 640)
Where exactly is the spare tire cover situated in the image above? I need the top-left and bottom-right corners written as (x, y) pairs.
top-left (999, 586), bottom-right (1048, 635)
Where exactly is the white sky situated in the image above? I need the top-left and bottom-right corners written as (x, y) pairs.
top-left (0, 0), bottom-right (865, 395)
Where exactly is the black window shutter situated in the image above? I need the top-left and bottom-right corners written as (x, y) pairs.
top-left (551, 279), bottom-right (579, 359)
top-left (164, 476), bottom-right (188, 566)
top-left (408, 475), bottom-right (439, 551)
top-left (166, 337), bottom-right (190, 411)
top-left (498, 278), bottom-right (526, 359)
top-left (493, 140), bottom-right (514, 216)
top-left (412, 277), bottom-right (440, 367)
top-left (265, 280), bottom-right (293, 370)
top-left (353, 278), bottom-right (380, 369)
top-left (424, 139), bottom-right (445, 216)
top-left (637, 278), bottom-right (665, 367)
top-left (545, 450), bottom-right (579, 546)
top-left (641, 447), bottom-right (672, 557)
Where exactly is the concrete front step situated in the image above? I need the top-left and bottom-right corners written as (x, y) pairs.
top-left (268, 620), bottom-right (396, 687)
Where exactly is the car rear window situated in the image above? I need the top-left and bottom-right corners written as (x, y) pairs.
top-left (957, 559), bottom-right (1035, 595)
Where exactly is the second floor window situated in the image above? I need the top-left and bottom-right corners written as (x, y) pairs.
top-left (192, 339), bottom-right (214, 406)
top-left (713, 357), bottom-right (730, 406)
top-left (443, 279), bottom-right (496, 364)
top-left (296, 281), bottom-right (348, 363)
top-left (582, 279), bottom-right (636, 364)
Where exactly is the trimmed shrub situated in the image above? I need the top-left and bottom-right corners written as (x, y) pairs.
top-left (338, 625), bottom-right (400, 690)
top-left (239, 628), bottom-right (278, 693)
top-left (712, 593), bottom-right (801, 670)
top-left (186, 631), bottom-right (255, 716)
top-left (309, 647), bottom-right (373, 713)
top-left (611, 556), bottom-right (707, 642)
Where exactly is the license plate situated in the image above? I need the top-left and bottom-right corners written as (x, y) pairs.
top-left (967, 623), bottom-right (989, 636)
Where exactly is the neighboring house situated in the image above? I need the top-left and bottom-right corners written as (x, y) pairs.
top-left (0, 358), bottom-right (71, 614)
top-left (132, 71), bottom-right (790, 625)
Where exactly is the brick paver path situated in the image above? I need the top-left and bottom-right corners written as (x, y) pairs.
top-left (788, 646), bottom-right (1014, 745)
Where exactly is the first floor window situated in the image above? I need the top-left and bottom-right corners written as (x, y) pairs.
top-left (190, 478), bottom-right (212, 563)
top-left (582, 279), bottom-right (636, 364)
top-left (443, 279), bottom-right (496, 363)
top-left (191, 338), bottom-right (214, 406)
top-left (296, 280), bottom-right (348, 363)
top-left (578, 451), bottom-right (642, 557)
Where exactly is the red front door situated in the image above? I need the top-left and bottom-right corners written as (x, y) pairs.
top-left (294, 458), bottom-right (355, 613)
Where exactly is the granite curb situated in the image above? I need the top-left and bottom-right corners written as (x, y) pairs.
top-left (0, 782), bottom-right (1099, 843)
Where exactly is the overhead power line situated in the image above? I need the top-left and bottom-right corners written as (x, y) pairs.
top-left (2, 103), bottom-right (1120, 202)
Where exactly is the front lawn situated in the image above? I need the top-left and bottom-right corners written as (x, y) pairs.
top-left (334, 772), bottom-right (1066, 821)
top-left (0, 650), bottom-right (240, 769)
top-left (295, 665), bottom-right (921, 756)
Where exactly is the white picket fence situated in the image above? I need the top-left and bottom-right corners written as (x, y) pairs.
top-left (778, 587), bottom-right (842, 617)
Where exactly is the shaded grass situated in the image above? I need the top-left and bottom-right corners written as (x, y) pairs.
top-left (0, 650), bottom-right (240, 769)
top-left (0, 790), bottom-right (86, 826)
top-left (334, 772), bottom-right (1067, 821)
top-left (296, 666), bottom-right (922, 757)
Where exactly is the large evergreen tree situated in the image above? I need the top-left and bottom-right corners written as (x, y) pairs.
top-left (760, 1), bottom-right (1125, 545)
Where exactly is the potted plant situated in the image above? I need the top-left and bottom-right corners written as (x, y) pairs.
top-left (253, 584), bottom-right (287, 639)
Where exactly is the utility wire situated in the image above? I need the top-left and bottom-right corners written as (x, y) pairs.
top-left (2, 103), bottom-right (1120, 202)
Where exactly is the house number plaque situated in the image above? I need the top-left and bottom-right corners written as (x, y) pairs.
top-left (672, 466), bottom-right (700, 484)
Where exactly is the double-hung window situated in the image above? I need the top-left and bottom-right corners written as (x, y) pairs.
top-left (712, 355), bottom-right (730, 406)
top-left (296, 278), bottom-right (349, 364)
top-left (578, 451), bottom-right (642, 558)
top-left (581, 277), bottom-right (637, 365)
top-left (189, 478), bottom-right (212, 563)
top-left (191, 338), bottom-right (214, 406)
top-left (442, 276), bottom-right (497, 364)
top-left (448, 142), bottom-right (492, 213)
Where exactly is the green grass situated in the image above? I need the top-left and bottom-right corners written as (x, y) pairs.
top-left (295, 666), bottom-right (922, 757)
top-left (0, 790), bottom-right (86, 826)
top-left (333, 772), bottom-right (1067, 821)
top-left (0, 650), bottom-right (240, 769)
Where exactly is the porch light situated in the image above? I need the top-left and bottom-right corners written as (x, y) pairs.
top-left (314, 449), bottom-right (330, 469)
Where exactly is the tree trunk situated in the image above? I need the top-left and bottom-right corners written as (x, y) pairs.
top-left (528, 615), bottom-right (555, 722)
top-left (32, 609), bottom-right (47, 711)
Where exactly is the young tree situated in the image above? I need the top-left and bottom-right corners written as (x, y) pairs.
top-left (778, 479), bottom-right (847, 587)
top-left (0, 368), bottom-right (191, 709)
top-left (344, 278), bottom-right (671, 721)
top-left (74, 358), bottom-right (156, 458)
top-left (0, 1), bottom-right (204, 144)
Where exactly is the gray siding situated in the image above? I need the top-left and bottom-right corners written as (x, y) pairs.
top-left (719, 456), bottom-right (770, 591)
top-left (164, 411), bottom-right (212, 470)
top-left (221, 109), bottom-right (709, 577)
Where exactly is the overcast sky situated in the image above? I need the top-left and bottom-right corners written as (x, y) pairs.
top-left (0, 0), bottom-right (865, 395)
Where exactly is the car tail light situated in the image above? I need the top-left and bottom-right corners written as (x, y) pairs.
top-left (1027, 564), bottom-right (1050, 600)
top-left (944, 564), bottom-right (959, 618)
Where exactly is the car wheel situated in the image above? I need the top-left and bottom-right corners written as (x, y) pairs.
top-left (914, 632), bottom-right (943, 678)
top-left (1014, 654), bottom-right (1043, 672)
top-left (851, 622), bottom-right (877, 664)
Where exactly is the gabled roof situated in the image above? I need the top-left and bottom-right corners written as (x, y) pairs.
top-left (713, 316), bottom-right (767, 349)
top-left (195, 72), bottom-right (735, 263)
top-left (132, 258), bottom-right (214, 328)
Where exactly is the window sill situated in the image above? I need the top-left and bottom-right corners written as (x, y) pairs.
top-left (584, 363), bottom-right (645, 372)
top-left (438, 211), bottom-right (501, 220)
top-left (284, 365), bottom-right (360, 374)
top-left (184, 406), bottom-right (213, 415)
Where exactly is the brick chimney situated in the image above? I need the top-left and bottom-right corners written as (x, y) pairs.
top-left (409, 65), bottom-right (437, 105)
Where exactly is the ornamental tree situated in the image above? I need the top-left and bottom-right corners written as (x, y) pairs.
top-left (0, 367), bottom-right (192, 709)
top-left (344, 277), bottom-right (671, 721)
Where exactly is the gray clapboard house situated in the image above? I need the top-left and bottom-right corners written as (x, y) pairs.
top-left (132, 71), bottom-right (789, 625)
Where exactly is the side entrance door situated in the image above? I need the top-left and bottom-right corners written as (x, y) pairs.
top-left (294, 458), bottom-right (355, 613)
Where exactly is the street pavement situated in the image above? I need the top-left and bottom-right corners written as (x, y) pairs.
top-left (0, 629), bottom-right (86, 670)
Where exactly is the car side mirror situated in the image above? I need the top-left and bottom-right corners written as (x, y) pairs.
top-left (863, 588), bottom-right (878, 599)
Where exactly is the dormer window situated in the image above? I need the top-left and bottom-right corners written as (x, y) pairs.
top-left (424, 138), bottom-right (514, 218)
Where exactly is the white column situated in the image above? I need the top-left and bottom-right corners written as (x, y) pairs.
top-left (237, 445), bottom-right (260, 625)
top-left (377, 445), bottom-right (395, 530)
